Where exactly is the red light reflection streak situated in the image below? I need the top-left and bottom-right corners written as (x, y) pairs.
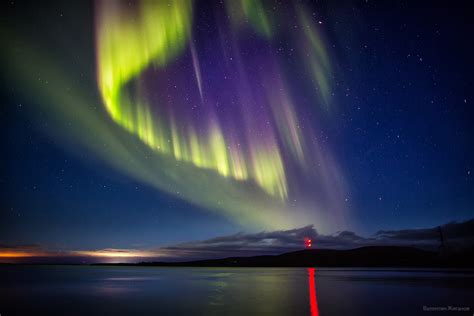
top-left (308, 268), bottom-right (319, 316)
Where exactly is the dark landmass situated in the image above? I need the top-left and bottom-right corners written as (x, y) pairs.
top-left (94, 246), bottom-right (474, 268)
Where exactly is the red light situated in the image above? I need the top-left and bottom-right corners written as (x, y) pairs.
top-left (304, 238), bottom-right (312, 248)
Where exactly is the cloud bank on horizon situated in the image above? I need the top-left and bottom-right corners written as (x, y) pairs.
top-left (2, 219), bottom-right (473, 263)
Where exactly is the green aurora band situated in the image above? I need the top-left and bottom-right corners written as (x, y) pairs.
top-left (1, 0), bottom-right (347, 231)
top-left (96, 0), bottom-right (288, 200)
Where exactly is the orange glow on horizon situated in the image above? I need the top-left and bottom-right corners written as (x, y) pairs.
top-left (0, 248), bottom-right (159, 260)
top-left (0, 251), bottom-right (43, 258)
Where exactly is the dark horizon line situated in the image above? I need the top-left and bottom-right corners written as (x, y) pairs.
top-left (3, 245), bottom-right (474, 268)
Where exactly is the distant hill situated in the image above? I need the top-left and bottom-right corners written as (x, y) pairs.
top-left (97, 246), bottom-right (474, 268)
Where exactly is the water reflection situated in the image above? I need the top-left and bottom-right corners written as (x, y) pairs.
top-left (308, 268), bottom-right (319, 316)
top-left (1, 266), bottom-right (473, 316)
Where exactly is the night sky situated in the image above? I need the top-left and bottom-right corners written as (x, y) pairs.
top-left (1, 0), bottom-right (473, 262)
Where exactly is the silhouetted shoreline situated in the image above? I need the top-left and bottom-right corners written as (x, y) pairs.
top-left (90, 246), bottom-right (474, 268)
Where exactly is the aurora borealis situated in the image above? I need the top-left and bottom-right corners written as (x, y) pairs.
top-left (2, 0), bottom-right (349, 230)
top-left (95, 0), bottom-right (340, 203)
top-left (1, 0), bottom-right (473, 262)
top-left (92, 0), bottom-right (350, 228)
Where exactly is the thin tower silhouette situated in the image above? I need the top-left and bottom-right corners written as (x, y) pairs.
top-left (437, 226), bottom-right (446, 255)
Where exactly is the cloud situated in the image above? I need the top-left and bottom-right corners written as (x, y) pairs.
top-left (159, 225), bottom-right (318, 260)
top-left (375, 219), bottom-right (474, 249)
top-left (1, 219), bottom-right (473, 263)
top-left (156, 219), bottom-right (474, 260)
